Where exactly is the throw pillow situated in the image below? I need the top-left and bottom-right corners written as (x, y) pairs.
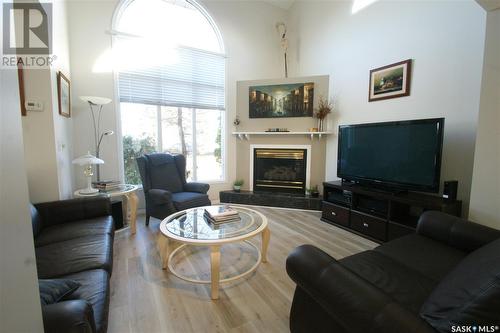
top-left (420, 238), bottom-right (500, 333)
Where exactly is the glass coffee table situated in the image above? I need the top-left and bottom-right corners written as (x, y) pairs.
top-left (158, 205), bottom-right (270, 300)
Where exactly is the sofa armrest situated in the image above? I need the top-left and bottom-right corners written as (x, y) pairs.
top-left (184, 182), bottom-right (210, 194)
top-left (417, 211), bottom-right (500, 252)
top-left (286, 245), bottom-right (433, 333)
top-left (42, 300), bottom-right (96, 333)
top-left (34, 198), bottom-right (111, 228)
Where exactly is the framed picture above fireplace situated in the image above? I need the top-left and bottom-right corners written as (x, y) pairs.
top-left (249, 82), bottom-right (314, 118)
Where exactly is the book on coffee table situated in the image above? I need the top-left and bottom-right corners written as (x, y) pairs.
top-left (204, 205), bottom-right (240, 224)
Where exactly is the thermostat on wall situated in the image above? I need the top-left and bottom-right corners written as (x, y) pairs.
top-left (25, 100), bottom-right (43, 112)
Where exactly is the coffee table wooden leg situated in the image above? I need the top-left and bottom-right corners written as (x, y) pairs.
top-left (210, 245), bottom-right (221, 300)
top-left (261, 227), bottom-right (271, 263)
top-left (126, 192), bottom-right (138, 235)
top-left (158, 236), bottom-right (170, 270)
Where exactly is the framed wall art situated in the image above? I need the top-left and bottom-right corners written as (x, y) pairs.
top-left (57, 71), bottom-right (71, 117)
top-left (17, 62), bottom-right (26, 116)
top-left (369, 59), bottom-right (412, 102)
top-left (249, 82), bottom-right (314, 118)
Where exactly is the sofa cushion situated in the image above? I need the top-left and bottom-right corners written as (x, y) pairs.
top-left (340, 250), bottom-right (437, 313)
top-left (35, 216), bottom-right (114, 247)
top-left (36, 234), bottom-right (113, 278)
top-left (146, 153), bottom-right (184, 193)
top-left (39, 279), bottom-right (81, 305)
top-left (420, 238), bottom-right (500, 332)
top-left (172, 192), bottom-right (210, 211)
top-left (374, 234), bottom-right (466, 281)
top-left (61, 269), bottom-right (110, 333)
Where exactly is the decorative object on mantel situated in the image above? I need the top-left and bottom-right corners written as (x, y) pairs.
top-left (233, 116), bottom-right (241, 127)
top-left (233, 179), bottom-right (244, 192)
top-left (369, 59), bottom-right (412, 102)
top-left (275, 22), bottom-right (288, 78)
top-left (309, 127), bottom-right (319, 132)
top-left (266, 128), bottom-right (289, 132)
top-left (72, 152), bottom-right (104, 195)
top-left (249, 82), bottom-right (314, 118)
top-left (314, 96), bottom-right (333, 132)
top-left (233, 131), bottom-right (332, 141)
top-left (80, 96), bottom-right (113, 182)
top-left (57, 71), bottom-right (71, 118)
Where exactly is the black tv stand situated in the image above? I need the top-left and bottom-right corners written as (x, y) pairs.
top-left (340, 180), bottom-right (356, 187)
top-left (341, 179), bottom-right (408, 195)
top-left (322, 180), bottom-right (462, 243)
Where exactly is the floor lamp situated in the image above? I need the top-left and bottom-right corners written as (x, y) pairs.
top-left (80, 96), bottom-right (113, 182)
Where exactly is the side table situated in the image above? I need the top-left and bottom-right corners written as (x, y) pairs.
top-left (74, 184), bottom-right (139, 234)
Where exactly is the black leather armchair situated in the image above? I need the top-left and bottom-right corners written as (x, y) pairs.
top-left (286, 211), bottom-right (500, 333)
top-left (136, 153), bottom-right (211, 225)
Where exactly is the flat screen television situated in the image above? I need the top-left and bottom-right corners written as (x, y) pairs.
top-left (337, 118), bottom-right (444, 193)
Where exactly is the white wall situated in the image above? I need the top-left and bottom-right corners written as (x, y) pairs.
top-left (469, 9), bottom-right (500, 228)
top-left (51, 0), bottom-right (74, 199)
top-left (0, 8), bottom-right (44, 331)
top-left (22, 0), bottom-right (73, 203)
top-left (67, 0), bottom-right (288, 203)
top-left (287, 0), bottom-right (486, 215)
top-left (22, 68), bottom-right (61, 202)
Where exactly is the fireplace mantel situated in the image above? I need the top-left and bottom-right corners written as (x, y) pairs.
top-left (233, 131), bottom-right (333, 141)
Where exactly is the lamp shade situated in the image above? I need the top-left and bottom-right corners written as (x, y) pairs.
top-left (72, 153), bottom-right (104, 166)
top-left (79, 96), bottom-right (112, 105)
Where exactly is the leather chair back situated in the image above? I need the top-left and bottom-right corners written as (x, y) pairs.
top-left (137, 153), bottom-right (187, 193)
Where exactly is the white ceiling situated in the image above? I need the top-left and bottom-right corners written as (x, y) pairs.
top-left (262, 0), bottom-right (296, 10)
top-left (263, 0), bottom-right (500, 12)
top-left (475, 0), bottom-right (500, 11)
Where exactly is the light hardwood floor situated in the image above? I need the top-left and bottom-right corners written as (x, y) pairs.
top-left (109, 205), bottom-right (377, 333)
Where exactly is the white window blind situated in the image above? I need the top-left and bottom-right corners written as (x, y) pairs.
top-left (118, 46), bottom-right (225, 110)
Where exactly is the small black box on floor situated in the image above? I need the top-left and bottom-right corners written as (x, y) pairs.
top-left (443, 180), bottom-right (458, 200)
top-left (112, 201), bottom-right (124, 230)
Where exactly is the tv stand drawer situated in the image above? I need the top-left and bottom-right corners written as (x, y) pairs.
top-left (351, 211), bottom-right (386, 241)
top-left (322, 202), bottom-right (349, 227)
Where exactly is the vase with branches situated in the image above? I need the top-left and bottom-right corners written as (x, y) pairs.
top-left (314, 97), bottom-right (333, 132)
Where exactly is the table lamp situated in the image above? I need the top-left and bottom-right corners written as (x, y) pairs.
top-left (73, 152), bottom-right (104, 194)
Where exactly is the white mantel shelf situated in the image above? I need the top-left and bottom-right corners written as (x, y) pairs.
top-left (233, 131), bottom-right (333, 141)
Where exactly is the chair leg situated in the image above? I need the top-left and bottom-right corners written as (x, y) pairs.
top-left (145, 215), bottom-right (150, 226)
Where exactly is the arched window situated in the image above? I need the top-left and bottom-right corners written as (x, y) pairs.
top-left (114, 0), bottom-right (225, 184)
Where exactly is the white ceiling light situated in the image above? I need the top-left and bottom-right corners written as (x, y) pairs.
top-left (352, 0), bottom-right (379, 14)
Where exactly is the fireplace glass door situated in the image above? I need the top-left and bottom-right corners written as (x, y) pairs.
top-left (253, 148), bottom-right (307, 194)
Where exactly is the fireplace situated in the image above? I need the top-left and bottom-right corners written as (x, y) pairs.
top-left (253, 147), bottom-right (308, 194)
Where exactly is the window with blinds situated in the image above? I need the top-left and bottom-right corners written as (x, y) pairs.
top-left (115, 0), bottom-right (226, 184)
top-left (118, 46), bottom-right (225, 110)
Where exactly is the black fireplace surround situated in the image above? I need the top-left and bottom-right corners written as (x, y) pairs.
top-left (253, 148), bottom-right (307, 194)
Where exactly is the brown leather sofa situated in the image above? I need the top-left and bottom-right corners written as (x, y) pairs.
top-left (286, 211), bottom-right (500, 333)
top-left (31, 197), bottom-right (114, 333)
